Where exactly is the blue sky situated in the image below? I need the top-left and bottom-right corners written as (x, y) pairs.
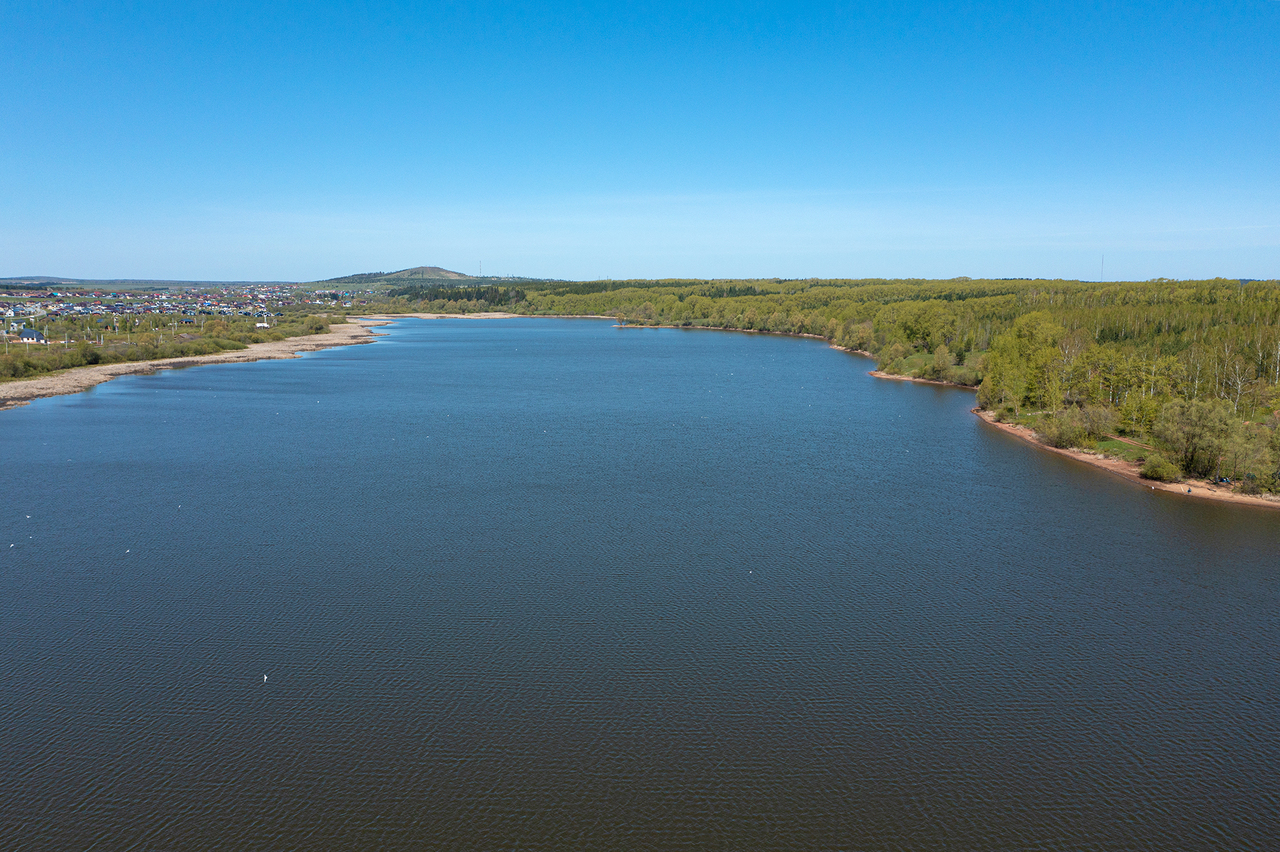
top-left (2, 0), bottom-right (1277, 282)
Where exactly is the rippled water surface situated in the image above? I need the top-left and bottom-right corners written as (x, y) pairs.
top-left (2, 318), bottom-right (1279, 850)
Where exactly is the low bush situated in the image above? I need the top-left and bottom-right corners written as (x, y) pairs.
top-left (304, 316), bottom-right (330, 334)
top-left (1140, 454), bottom-right (1182, 482)
top-left (1077, 406), bottom-right (1117, 440)
top-left (1036, 415), bottom-right (1087, 449)
top-left (1036, 406), bottom-right (1118, 449)
top-left (876, 342), bottom-right (908, 372)
top-left (948, 364), bottom-right (983, 386)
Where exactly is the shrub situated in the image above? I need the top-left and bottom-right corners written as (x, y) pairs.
top-left (1238, 475), bottom-right (1262, 495)
top-left (1078, 406), bottom-right (1116, 440)
top-left (1153, 398), bottom-right (1235, 479)
top-left (949, 364), bottom-right (982, 387)
top-left (876, 342), bottom-right (908, 371)
top-left (1140, 454), bottom-right (1181, 482)
top-left (1036, 414), bottom-right (1087, 449)
top-left (1035, 406), bottom-right (1114, 449)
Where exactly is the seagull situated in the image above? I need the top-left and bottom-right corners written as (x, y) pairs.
top-left (263, 675), bottom-right (268, 683)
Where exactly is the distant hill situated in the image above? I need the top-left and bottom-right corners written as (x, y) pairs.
top-left (1, 276), bottom-right (81, 288)
top-left (319, 266), bottom-right (473, 285)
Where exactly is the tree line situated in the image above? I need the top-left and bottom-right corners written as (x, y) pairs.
top-left (386, 285), bottom-right (526, 306)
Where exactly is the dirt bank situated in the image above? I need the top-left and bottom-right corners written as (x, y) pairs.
top-left (973, 408), bottom-right (1280, 510)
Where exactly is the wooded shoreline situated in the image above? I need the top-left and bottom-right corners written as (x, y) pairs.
top-left (860, 365), bottom-right (1280, 510)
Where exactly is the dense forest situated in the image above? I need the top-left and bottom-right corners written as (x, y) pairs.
top-left (382, 276), bottom-right (1280, 493)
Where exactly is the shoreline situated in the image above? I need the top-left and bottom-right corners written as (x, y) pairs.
top-left (7, 314), bottom-right (1278, 510)
top-left (357, 312), bottom-right (618, 320)
top-left (971, 408), bottom-right (1280, 511)
top-left (357, 312), bottom-right (523, 320)
top-left (856, 363), bottom-right (1280, 510)
top-left (0, 319), bottom-right (384, 411)
top-left (605, 326), bottom-right (1280, 510)
top-left (847, 360), bottom-right (1280, 509)
top-left (866, 369), bottom-right (976, 390)
top-left (0, 313), bottom-right (612, 410)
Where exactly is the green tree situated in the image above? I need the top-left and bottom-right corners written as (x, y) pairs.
top-left (1153, 399), bottom-right (1236, 479)
top-left (930, 344), bottom-right (955, 381)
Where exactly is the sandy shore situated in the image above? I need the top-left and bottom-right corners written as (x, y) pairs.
top-left (357, 312), bottom-right (523, 320)
top-left (972, 408), bottom-right (1280, 510)
top-left (867, 369), bottom-right (975, 390)
top-left (358, 312), bottom-right (618, 320)
top-left (0, 313), bottom-right (607, 411)
top-left (853, 361), bottom-right (1280, 509)
top-left (0, 319), bottom-right (383, 411)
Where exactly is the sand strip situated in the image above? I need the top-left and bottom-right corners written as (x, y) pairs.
top-left (851, 361), bottom-right (1279, 510)
top-left (972, 408), bottom-right (1280, 510)
top-left (867, 369), bottom-right (974, 390)
top-left (356, 313), bottom-right (617, 320)
top-left (1, 319), bottom-right (382, 411)
top-left (357, 312), bottom-right (523, 320)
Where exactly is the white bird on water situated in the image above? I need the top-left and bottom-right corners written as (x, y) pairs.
top-left (263, 675), bottom-right (267, 683)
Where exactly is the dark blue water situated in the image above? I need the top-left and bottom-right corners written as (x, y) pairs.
top-left (2, 318), bottom-right (1278, 850)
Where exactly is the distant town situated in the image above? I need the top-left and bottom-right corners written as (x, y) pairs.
top-left (1, 284), bottom-right (373, 342)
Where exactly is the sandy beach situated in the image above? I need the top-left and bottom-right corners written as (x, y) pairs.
top-left (357, 312), bottom-right (618, 320)
top-left (972, 408), bottom-right (1280, 510)
top-left (867, 369), bottom-right (975, 390)
top-left (0, 319), bottom-right (384, 411)
top-left (357, 312), bottom-right (524, 320)
top-left (854, 362), bottom-right (1280, 510)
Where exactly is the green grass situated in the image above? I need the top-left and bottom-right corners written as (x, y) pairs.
top-left (1094, 438), bottom-right (1149, 463)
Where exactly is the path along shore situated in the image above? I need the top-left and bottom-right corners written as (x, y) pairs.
top-left (5, 316), bottom-right (1278, 510)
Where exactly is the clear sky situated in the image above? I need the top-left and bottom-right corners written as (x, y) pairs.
top-left (2, 1), bottom-right (1277, 282)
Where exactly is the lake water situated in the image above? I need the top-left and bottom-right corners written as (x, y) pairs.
top-left (2, 318), bottom-right (1278, 850)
